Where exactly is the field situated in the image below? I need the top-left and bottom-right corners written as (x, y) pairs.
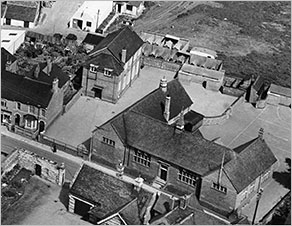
top-left (133, 1), bottom-right (291, 87)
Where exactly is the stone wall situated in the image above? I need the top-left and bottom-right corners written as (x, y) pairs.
top-left (142, 57), bottom-right (181, 72)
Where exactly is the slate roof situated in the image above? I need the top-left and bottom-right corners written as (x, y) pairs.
top-left (1, 47), bottom-right (16, 70)
top-left (118, 111), bottom-right (233, 175)
top-left (224, 137), bottom-right (277, 193)
top-left (127, 1), bottom-right (143, 7)
top-left (25, 63), bottom-right (70, 88)
top-left (5, 4), bottom-right (37, 22)
top-left (70, 164), bottom-right (135, 219)
top-left (82, 33), bottom-right (104, 46)
top-left (132, 79), bottom-right (193, 122)
top-left (2, 70), bottom-right (53, 108)
top-left (90, 26), bottom-right (144, 64)
top-left (252, 76), bottom-right (265, 92)
top-left (269, 83), bottom-right (291, 98)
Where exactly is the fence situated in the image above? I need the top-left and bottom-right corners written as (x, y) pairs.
top-left (142, 56), bottom-right (182, 72)
top-left (40, 135), bottom-right (89, 160)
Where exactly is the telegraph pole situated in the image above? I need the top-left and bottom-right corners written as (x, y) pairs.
top-left (252, 188), bottom-right (263, 225)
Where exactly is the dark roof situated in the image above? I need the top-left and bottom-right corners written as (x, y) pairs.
top-left (66, 33), bottom-right (77, 40)
top-left (127, 1), bottom-right (143, 7)
top-left (1, 47), bottom-right (16, 70)
top-left (90, 26), bottom-right (144, 64)
top-left (85, 52), bottom-right (124, 76)
top-left (119, 199), bottom-right (141, 225)
top-left (132, 79), bottom-right (193, 122)
top-left (82, 33), bottom-right (104, 46)
top-left (224, 137), bottom-right (277, 193)
top-left (25, 63), bottom-right (70, 88)
top-left (5, 4), bottom-right (37, 22)
top-left (252, 76), bottom-right (265, 92)
top-left (120, 110), bottom-right (233, 175)
top-left (70, 164), bottom-right (139, 219)
top-left (183, 110), bottom-right (204, 130)
top-left (1, 70), bottom-right (53, 108)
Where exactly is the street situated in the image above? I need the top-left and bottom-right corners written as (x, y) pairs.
top-left (1, 135), bottom-right (81, 181)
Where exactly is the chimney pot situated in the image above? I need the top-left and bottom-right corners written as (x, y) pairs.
top-left (52, 78), bottom-right (59, 93)
top-left (258, 128), bottom-right (264, 139)
top-left (175, 110), bottom-right (184, 133)
top-left (121, 49), bottom-right (127, 63)
top-left (160, 77), bottom-right (167, 92)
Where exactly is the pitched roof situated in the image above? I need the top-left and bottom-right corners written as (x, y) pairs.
top-left (90, 26), bottom-right (144, 64)
top-left (269, 83), bottom-right (291, 98)
top-left (1, 70), bottom-right (53, 108)
top-left (70, 164), bottom-right (135, 219)
top-left (253, 76), bottom-right (265, 92)
top-left (25, 63), bottom-right (70, 88)
top-left (121, 111), bottom-right (232, 175)
top-left (127, 1), bottom-right (143, 7)
top-left (82, 33), bottom-right (104, 46)
top-left (5, 4), bottom-right (37, 22)
top-left (132, 79), bottom-right (193, 122)
top-left (224, 137), bottom-right (277, 193)
top-left (1, 47), bottom-right (16, 70)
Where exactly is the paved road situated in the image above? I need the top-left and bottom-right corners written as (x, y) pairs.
top-left (1, 135), bottom-right (81, 181)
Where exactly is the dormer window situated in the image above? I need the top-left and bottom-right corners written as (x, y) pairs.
top-left (104, 68), bottom-right (113, 77)
top-left (90, 64), bottom-right (98, 73)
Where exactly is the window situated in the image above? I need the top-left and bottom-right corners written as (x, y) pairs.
top-left (126, 4), bottom-right (133, 11)
top-left (1, 100), bottom-right (7, 107)
top-left (102, 137), bottom-right (115, 147)
top-left (24, 21), bottom-right (29, 28)
top-left (5, 18), bottom-right (11, 25)
top-left (212, 182), bottom-right (227, 194)
top-left (178, 169), bottom-right (197, 187)
top-left (89, 64), bottom-right (98, 73)
top-left (86, 21), bottom-right (92, 27)
top-left (104, 68), bottom-right (113, 77)
top-left (133, 149), bottom-right (151, 167)
top-left (9, 33), bottom-right (17, 36)
top-left (2, 40), bottom-right (10, 43)
top-left (29, 105), bottom-right (35, 114)
top-left (16, 102), bottom-right (21, 110)
top-left (41, 109), bottom-right (46, 117)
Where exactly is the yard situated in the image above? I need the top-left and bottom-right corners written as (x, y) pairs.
top-left (2, 174), bottom-right (91, 225)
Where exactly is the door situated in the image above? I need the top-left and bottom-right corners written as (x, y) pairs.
top-left (39, 121), bottom-right (45, 133)
top-left (159, 164), bottom-right (168, 181)
top-left (77, 20), bottom-right (83, 29)
top-left (15, 114), bottom-right (20, 126)
top-left (35, 164), bottom-right (42, 176)
top-left (74, 198), bottom-right (92, 219)
top-left (93, 88), bottom-right (102, 99)
top-left (117, 4), bottom-right (122, 13)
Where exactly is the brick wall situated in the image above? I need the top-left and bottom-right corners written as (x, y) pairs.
top-left (200, 170), bottom-right (237, 214)
top-left (92, 123), bottom-right (125, 168)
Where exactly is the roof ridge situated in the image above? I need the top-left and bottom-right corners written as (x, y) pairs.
top-left (107, 26), bottom-right (128, 52)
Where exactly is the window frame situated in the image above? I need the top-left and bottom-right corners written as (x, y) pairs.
top-left (24, 21), bottom-right (29, 28)
top-left (86, 21), bottom-right (92, 27)
top-left (212, 182), bottom-right (227, 194)
top-left (16, 102), bottom-right (21, 110)
top-left (5, 18), bottom-right (11, 25)
top-left (41, 109), bottom-right (46, 117)
top-left (1, 99), bottom-right (7, 107)
top-left (133, 149), bottom-right (151, 167)
top-left (104, 68), bottom-right (113, 77)
top-left (126, 4), bottom-right (133, 11)
top-left (102, 137), bottom-right (115, 147)
top-left (178, 169), bottom-right (197, 187)
top-left (89, 64), bottom-right (98, 73)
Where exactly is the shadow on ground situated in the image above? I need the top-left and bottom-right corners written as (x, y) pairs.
top-left (58, 182), bottom-right (70, 209)
top-left (273, 158), bottom-right (291, 190)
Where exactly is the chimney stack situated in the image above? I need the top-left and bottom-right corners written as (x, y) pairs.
top-left (34, 64), bottom-right (40, 79)
top-left (164, 95), bottom-right (171, 122)
top-left (160, 77), bottom-right (167, 92)
top-left (258, 128), bottom-right (264, 140)
top-left (175, 110), bottom-right (184, 133)
top-left (47, 57), bottom-right (52, 75)
top-left (121, 49), bottom-right (127, 63)
top-left (52, 78), bottom-right (59, 93)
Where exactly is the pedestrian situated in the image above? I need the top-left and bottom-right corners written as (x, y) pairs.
top-left (52, 143), bottom-right (57, 153)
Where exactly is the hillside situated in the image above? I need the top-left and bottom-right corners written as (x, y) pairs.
top-left (133, 1), bottom-right (291, 87)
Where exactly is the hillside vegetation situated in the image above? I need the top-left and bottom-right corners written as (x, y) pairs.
top-left (134, 1), bottom-right (291, 87)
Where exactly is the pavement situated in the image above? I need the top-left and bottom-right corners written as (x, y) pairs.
top-left (45, 66), bottom-right (176, 148)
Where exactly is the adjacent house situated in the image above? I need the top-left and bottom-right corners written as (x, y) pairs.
top-left (82, 26), bottom-right (144, 103)
top-left (1, 59), bottom-right (70, 138)
top-left (1, 29), bottom-right (26, 54)
top-left (1, 47), bottom-right (17, 73)
top-left (82, 33), bottom-right (105, 53)
top-left (90, 78), bottom-right (277, 218)
top-left (68, 163), bottom-right (153, 224)
top-left (69, 1), bottom-right (114, 33)
top-left (115, 1), bottom-right (145, 18)
top-left (267, 84), bottom-right (291, 107)
top-left (2, 1), bottom-right (40, 28)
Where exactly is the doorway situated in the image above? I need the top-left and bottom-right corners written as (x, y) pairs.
top-left (15, 114), bottom-right (20, 126)
top-left (39, 121), bottom-right (45, 133)
top-left (92, 87), bottom-right (102, 99)
top-left (117, 4), bottom-right (122, 13)
top-left (35, 164), bottom-right (42, 177)
top-left (77, 20), bottom-right (83, 29)
top-left (159, 164), bottom-right (168, 181)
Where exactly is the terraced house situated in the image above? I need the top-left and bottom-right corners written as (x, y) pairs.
top-left (82, 26), bottom-right (144, 103)
top-left (91, 78), bottom-right (277, 218)
top-left (1, 57), bottom-right (70, 138)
